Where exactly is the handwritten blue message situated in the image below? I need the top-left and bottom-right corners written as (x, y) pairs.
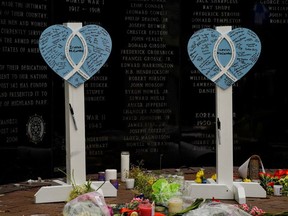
top-left (39, 24), bottom-right (112, 88)
top-left (187, 28), bottom-right (261, 90)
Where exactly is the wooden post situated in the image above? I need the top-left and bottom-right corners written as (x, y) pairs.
top-left (64, 22), bottom-right (86, 185)
top-left (35, 22), bottom-right (117, 203)
top-left (215, 26), bottom-right (234, 190)
top-left (185, 26), bottom-right (266, 204)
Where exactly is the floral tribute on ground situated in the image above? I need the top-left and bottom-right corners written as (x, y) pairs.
top-left (61, 166), bottom-right (288, 216)
top-left (259, 169), bottom-right (288, 196)
top-left (128, 161), bottom-right (184, 206)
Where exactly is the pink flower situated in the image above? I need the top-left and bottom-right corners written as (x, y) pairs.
top-left (239, 203), bottom-right (250, 211)
top-left (107, 205), bottom-right (114, 216)
top-left (249, 206), bottom-right (265, 215)
top-left (237, 204), bottom-right (265, 216)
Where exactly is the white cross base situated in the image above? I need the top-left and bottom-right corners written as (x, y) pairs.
top-left (34, 181), bottom-right (117, 203)
top-left (184, 180), bottom-right (266, 204)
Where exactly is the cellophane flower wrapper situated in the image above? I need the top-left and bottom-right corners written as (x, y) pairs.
top-left (183, 202), bottom-right (251, 216)
top-left (63, 191), bottom-right (112, 216)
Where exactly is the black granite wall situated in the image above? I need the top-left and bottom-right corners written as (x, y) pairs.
top-left (1, 0), bottom-right (287, 184)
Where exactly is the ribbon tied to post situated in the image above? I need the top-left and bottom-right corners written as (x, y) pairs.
top-left (39, 24), bottom-right (112, 88)
top-left (187, 28), bottom-right (261, 90)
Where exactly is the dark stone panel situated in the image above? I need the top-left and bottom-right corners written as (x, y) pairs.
top-left (1, 0), bottom-right (288, 184)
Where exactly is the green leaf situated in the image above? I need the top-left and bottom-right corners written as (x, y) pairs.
top-left (151, 178), bottom-right (181, 205)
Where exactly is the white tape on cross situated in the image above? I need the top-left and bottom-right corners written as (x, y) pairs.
top-left (64, 31), bottom-right (90, 81)
top-left (211, 33), bottom-right (237, 82)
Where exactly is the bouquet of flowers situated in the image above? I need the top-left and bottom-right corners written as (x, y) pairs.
top-left (259, 172), bottom-right (276, 195)
top-left (259, 169), bottom-right (288, 196)
top-left (63, 191), bottom-right (112, 216)
top-left (128, 163), bottom-right (158, 199)
top-left (194, 168), bottom-right (216, 183)
top-left (119, 197), bottom-right (146, 216)
top-left (128, 161), bottom-right (183, 205)
top-left (274, 169), bottom-right (288, 196)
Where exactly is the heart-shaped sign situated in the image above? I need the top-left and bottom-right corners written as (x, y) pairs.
top-left (39, 24), bottom-right (112, 88)
top-left (187, 28), bottom-right (261, 90)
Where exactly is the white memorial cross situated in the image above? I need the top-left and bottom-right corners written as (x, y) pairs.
top-left (185, 26), bottom-right (266, 204)
top-left (35, 23), bottom-right (116, 203)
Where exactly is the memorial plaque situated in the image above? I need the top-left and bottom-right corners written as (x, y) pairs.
top-left (0, 0), bottom-right (53, 184)
top-left (119, 0), bottom-right (180, 168)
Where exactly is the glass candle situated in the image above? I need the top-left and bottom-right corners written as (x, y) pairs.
top-left (125, 178), bottom-right (135, 189)
top-left (98, 171), bottom-right (105, 181)
top-left (168, 197), bottom-right (183, 214)
top-left (138, 201), bottom-right (152, 216)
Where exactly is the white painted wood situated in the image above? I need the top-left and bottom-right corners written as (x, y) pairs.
top-left (91, 181), bottom-right (117, 197)
top-left (35, 184), bottom-right (73, 203)
top-left (215, 86), bottom-right (234, 188)
top-left (233, 182), bottom-right (266, 198)
top-left (185, 26), bottom-right (234, 201)
top-left (215, 26), bottom-right (234, 190)
top-left (185, 26), bottom-right (266, 203)
top-left (233, 182), bottom-right (246, 204)
top-left (35, 22), bottom-right (117, 204)
top-left (185, 182), bottom-right (234, 199)
top-left (35, 181), bottom-right (116, 203)
top-left (35, 23), bottom-right (91, 204)
top-left (64, 22), bottom-right (86, 185)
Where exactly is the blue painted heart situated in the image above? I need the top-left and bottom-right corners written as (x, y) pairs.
top-left (187, 28), bottom-right (261, 90)
top-left (39, 24), bottom-right (112, 88)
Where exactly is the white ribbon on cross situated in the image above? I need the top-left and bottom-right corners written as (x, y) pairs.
top-left (64, 30), bottom-right (90, 81)
top-left (211, 33), bottom-right (237, 82)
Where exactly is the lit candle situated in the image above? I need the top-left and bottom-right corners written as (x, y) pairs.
top-left (138, 201), bottom-right (152, 216)
top-left (168, 197), bottom-right (183, 214)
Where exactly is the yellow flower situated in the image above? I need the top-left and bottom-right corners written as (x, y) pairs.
top-left (243, 178), bottom-right (251, 182)
top-left (211, 174), bottom-right (217, 181)
top-left (196, 169), bottom-right (204, 178)
top-left (148, 177), bottom-right (155, 185)
top-left (195, 177), bottom-right (202, 183)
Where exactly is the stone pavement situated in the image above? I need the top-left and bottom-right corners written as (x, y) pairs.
top-left (0, 167), bottom-right (288, 216)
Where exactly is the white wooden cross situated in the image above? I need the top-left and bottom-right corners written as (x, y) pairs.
top-left (34, 23), bottom-right (116, 203)
top-left (184, 26), bottom-right (266, 204)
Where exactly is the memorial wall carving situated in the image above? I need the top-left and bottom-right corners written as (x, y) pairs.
top-left (0, 0), bottom-right (53, 183)
top-left (119, 0), bottom-right (180, 168)
top-left (1, 0), bottom-right (288, 184)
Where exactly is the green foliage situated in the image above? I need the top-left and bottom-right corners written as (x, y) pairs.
top-left (68, 178), bottom-right (95, 201)
top-left (129, 161), bottom-right (158, 199)
top-left (58, 168), bottom-right (104, 202)
top-left (128, 161), bottom-right (183, 205)
top-left (151, 178), bottom-right (181, 205)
